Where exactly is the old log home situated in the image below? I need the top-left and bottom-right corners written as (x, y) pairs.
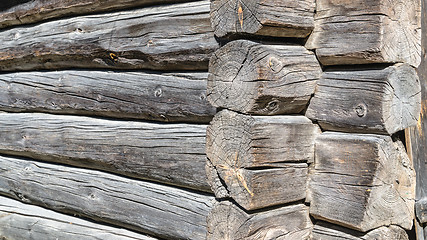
top-left (0, 0), bottom-right (425, 239)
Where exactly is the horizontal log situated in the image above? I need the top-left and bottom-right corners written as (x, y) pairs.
top-left (0, 156), bottom-right (214, 240)
top-left (0, 0), bottom-right (197, 29)
top-left (417, 198), bottom-right (427, 223)
top-left (0, 70), bottom-right (215, 123)
top-left (311, 221), bottom-right (409, 240)
top-left (207, 40), bottom-right (321, 115)
top-left (0, 112), bottom-right (210, 192)
top-left (0, 0), bottom-right (219, 72)
top-left (206, 110), bottom-right (320, 210)
top-left (306, 0), bottom-right (421, 67)
top-left (0, 196), bottom-right (157, 240)
top-left (309, 132), bottom-right (415, 232)
top-left (210, 0), bottom-right (315, 38)
top-left (207, 200), bottom-right (312, 239)
top-left (306, 64), bottom-right (421, 135)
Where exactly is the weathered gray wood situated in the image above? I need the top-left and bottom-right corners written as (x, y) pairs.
top-left (206, 110), bottom-right (320, 210)
top-left (207, 200), bottom-right (312, 240)
top-left (0, 112), bottom-right (210, 192)
top-left (0, 196), bottom-right (157, 240)
top-left (0, 0), bottom-right (219, 72)
top-left (210, 0), bottom-right (315, 38)
top-left (0, 156), bottom-right (214, 240)
top-left (207, 40), bottom-right (321, 115)
top-left (311, 222), bottom-right (409, 240)
top-left (306, 0), bottom-right (421, 67)
top-left (306, 64), bottom-right (421, 135)
top-left (0, 70), bottom-right (215, 123)
top-left (0, 0), bottom-right (198, 29)
top-left (417, 198), bottom-right (427, 223)
top-left (309, 132), bottom-right (415, 232)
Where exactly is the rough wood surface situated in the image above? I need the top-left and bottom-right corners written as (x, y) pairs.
top-left (0, 70), bottom-right (215, 123)
top-left (0, 156), bottom-right (214, 240)
top-left (207, 200), bottom-right (312, 240)
top-left (0, 0), bottom-right (219, 72)
top-left (0, 0), bottom-right (197, 29)
top-left (309, 132), bottom-right (415, 232)
top-left (311, 222), bottom-right (409, 240)
top-left (0, 112), bottom-right (210, 192)
top-left (417, 198), bottom-right (427, 223)
top-left (0, 196), bottom-right (157, 240)
top-left (210, 0), bottom-right (315, 38)
top-left (306, 64), bottom-right (421, 135)
top-left (206, 110), bottom-right (320, 210)
top-left (306, 0), bottom-right (421, 67)
top-left (208, 40), bottom-right (321, 115)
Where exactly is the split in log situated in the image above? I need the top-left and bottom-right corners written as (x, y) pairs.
top-left (309, 132), bottom-right (415, 232)
top-left (306, 64), bottom-right (421, 135)
top-left (210, 0), bottom-right (315, 38)
top-left (306, 0), bottom-right (421, 67)
top-left (206, 110), bottom-right (320, 210)
top-left (0, 70), bottom-right (215, 123)
top-left (0, 196), bottom-right (158, 240)
top-left (207, 200), bottom-right (312, 240)
top-left (207, 40), bottom-right (321, 115)
top-left (0, 0), bottom-right (219, 72)
top-left (0, 155), bottom-right (214, 240)
top-left (0, 0), bottom-right (198, 29)
top-left (0, 112), bottom-right (210, 192)
top-left (311, 221), bottom-right (409, 240)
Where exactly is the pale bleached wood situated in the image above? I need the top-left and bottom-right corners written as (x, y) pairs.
top-left (207, 200), bottom-right (312, 240)
top-left (210, 0), bottom-right (315, 38)
top-left (0, 112), bottom-right (210, 192)
top-left (0, 70), bottom-right (215, 123)
top-left (306, 0), bottom-right (421, 67)
top-left (0, 0), bottom-right (196, 29)
top-left (206, 110), bottom-right (320, 210)
top-left (306, 64), bottom-right (421, 135)
top-left (311, 222), bottom-right (409, 240)
top-left (0, 196), bottom-right (157, 240)
top-left (0, 156), bottom-right (214, 240)
top-left (309, 132), bottom-right (415, 232)
top-left (208, 40), bottom-right (321, 115)
top-left (0, 0), bottom-right (219, 71)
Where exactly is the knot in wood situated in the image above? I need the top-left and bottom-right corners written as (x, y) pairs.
top-left (268, 57), bottom-right (282, 73)
top-left (154, 87), bottom-right (163, 98)
top-left (355, 104), bottom-right (367, 117)
top-left (267, 100), bottom-right (279, 111)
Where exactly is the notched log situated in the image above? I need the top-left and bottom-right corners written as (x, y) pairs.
top-left (309, 132), bottom-right (416, 232)
top-left (306, 64), bottom-right (421, 135)
top-left (207, 40), bottom-right (321, 115)
top-left (207, 200), bottom-right (312, 240)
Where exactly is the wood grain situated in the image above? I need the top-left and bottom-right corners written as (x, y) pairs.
top-left (208, 40), bottom-right (321, 115)
top-left (206, 110), bottom-right (320, 210)
top-left (0, 155), bottom-right (214, 240)
top-left (0, 70), bottom-right (215, 123)
top-left (309, 132), bottom-right (415, 232)
top-left (0, 196), bottom-right (157, 240)
top-left (210, 0), bottom-right (315, 38)
top-left (306, 64), bottom-right (421, 135)
top-left (0, 112), bottom-right (210, 192)
top-left (0, 0), bottom-right (219, 71)
top-left (207, 200), bottom-right (312, 240)
top-left (306, 0), bottom-right (421, 67)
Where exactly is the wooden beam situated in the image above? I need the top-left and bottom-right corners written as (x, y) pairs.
top-left (0, 112), bottom-right (210, 192)
top-left (306, 0), bottom-right (421, 67)
top-left (0, 0), bottom-right (219, 72)
top-left (417, 198), bottom-right (427, 223)
top-left (0, 196), bottom-right (158, 240)
top-left (207, 40), bottom-right (321, 115)
top-left (309, 132), bottom-right (415, 232)
top-left (0, 0), bottom-right (198, 29)
top-left (207, 200), bottom-right (312, 239)
top-left (0, 70), bottom-right (215, 123)
top-left (306, 64), bottom-right (421, 135)
top-left (210, 0), bottom-right (315, 38)
top-left (0, 155), bottom-right (214, 240)
top-left (206, 110), bottom-right (320, 210)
